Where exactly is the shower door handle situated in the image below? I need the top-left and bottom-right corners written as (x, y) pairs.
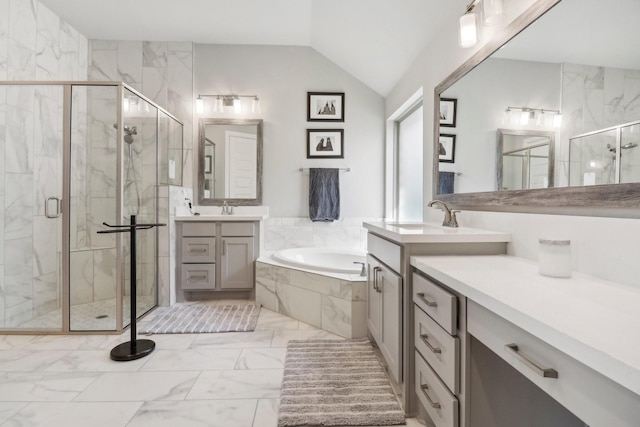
top-left (45, 197), bottom-right (61, 219)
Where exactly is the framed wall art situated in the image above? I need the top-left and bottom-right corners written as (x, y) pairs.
top-left (439, 134), bottom-right (456, 163)
top-left (307, 92), bottom-right (345, 122)
top-left (439, 98), bottom-right (457, 127)
top-left (307, 129), bottom-right (344, 158)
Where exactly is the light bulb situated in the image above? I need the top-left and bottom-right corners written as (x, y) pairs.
top-left (553, 113), bottom-right (563, 128)
top-left (520, 111), bottom-right (530, 125)
top-left (195, 97), bottom-right (204, 114)
top-left (233, 97), bottom-right (242, 114)
top-left (251, 96), bottom-right (261, 114)
top-left (483, 0), bottom-right (506, 26)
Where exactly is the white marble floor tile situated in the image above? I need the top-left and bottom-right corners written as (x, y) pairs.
top-left (252, 399), bottom-right (279, 427)
top-left (187, 369), bottom-right (283, 400)
top-left (270, 329), bottom-right (344, 347)
top-left (0, 372), bottom-right (101, 401)
top-left (43, 350), bottom-right (148, 372)
top-left (190, 331), bottom-right (274, 349)
top-left (140, 348), bottom-right (241, 371)
top-left (23, 334), bottom-right (121, 351)
top-left (3, 401), bottom-right (143, 427)
top-left (0, 350), bottom-right (69, 372)
top-left (74, 371), bottom-right (199, 401)
top-left (135, 333), bottom-right (198, 349)
top-left (254, 316), bottom-right (300, 331)
top-left (0, 403), bottom-right (28, 424)
top-left (234, 348), bottom-right (286, 370)
top-left (127, 399), bottom-right (258, 427)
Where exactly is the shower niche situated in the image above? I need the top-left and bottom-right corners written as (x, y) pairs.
top-left (0, 82), bottom-right (183, 333)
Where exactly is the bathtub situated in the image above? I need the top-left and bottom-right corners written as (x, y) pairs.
top-left (271, 247), bottom-right (366, 275)
top-left (255, 247), bottom-right (368, 338)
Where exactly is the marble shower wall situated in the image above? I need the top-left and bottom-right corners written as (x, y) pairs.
top-left (0, 0), bottom-right (88, 327)
top-left (560, 63), bottom-right (640, 186)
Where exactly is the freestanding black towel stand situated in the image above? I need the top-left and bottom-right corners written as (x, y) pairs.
top-left (98, 215), bottom-right (166, 361)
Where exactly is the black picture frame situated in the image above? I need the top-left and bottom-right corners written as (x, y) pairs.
top-left (307, 129), bottom-right (344, 158)
top-left (439, 98), bottom-right (457, 127)
top-left (439, 134), bottom-right (456, 163)
top-left (307, 92), bottom-right (345, 122)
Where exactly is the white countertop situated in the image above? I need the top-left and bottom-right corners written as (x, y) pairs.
top-left (175, 205), bottom-right (269, 222)
top-left (410, 255), bottom-right (640, 397)
top-left (364, 222), bottom-right (511, 244)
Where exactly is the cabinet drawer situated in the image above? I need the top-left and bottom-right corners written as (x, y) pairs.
top-left (181, 237), bottom-right (216, 263)
top-left (221, 222), bottom-right (255, 237)
top-left (415, 350), bottom-right (459, 427)
top-left (415, 305), bottom-right (459, 393)
top-left (467, 300), bottom-right (640, 427)
top-left (181, 264), bottom-right (215, 290)
top-left (367, 233), bottom-right (401, 273)
top-left (182, 222), bottom-right (216, 237)
top-left (413, 273), bottom-right (457, 335)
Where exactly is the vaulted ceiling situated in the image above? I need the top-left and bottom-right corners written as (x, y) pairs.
top-left (38, 0), bottom-right (460, 96)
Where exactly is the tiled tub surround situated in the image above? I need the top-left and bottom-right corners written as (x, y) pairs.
top-left (255, 259), bottom-right (367, 339)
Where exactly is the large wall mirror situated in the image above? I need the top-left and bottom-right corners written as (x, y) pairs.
top-left (198, 118), bottom-right (263, 205)
top-left (434, 0), bottom-right (640, 213)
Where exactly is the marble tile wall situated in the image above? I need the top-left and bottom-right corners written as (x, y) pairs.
top-left (0, 0), bottom-right (88, 328)
top-left (255, 261), bottom-right (367, 339)
top-left (560, 63), bottom-right (640, 186)
top-left (263, 217), bottom-right (382, 252)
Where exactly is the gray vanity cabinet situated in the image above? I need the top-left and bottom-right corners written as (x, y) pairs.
top-left (220, 223), bottom-right (255, 290)
top-left (177, 220), bottom-right (258, 300)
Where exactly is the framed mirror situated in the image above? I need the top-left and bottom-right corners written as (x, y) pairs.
top-left (434, 0), bottom-right (640, 212)
top-left (198, 118), bottom-right (263, 206)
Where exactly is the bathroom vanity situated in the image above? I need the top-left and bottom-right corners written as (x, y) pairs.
top-left (362, 222), bottom-right (511, 414)
top-left (175, 210), bottom-right (267, 301)
top-left (410, 255), bottom-right (640, 427)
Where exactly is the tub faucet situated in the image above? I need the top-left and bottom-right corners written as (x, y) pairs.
top-left (428, 200), bottom-right (459, 228)
top-left (353, 262), bottom-right (366, 276)
top-left (221, 201), bottom-right (234, 215)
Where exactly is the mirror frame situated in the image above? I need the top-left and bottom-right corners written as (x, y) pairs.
top-left (433, 0), bottom-right (640, 213)
top-left (197, 118), bottom-right (263, 206)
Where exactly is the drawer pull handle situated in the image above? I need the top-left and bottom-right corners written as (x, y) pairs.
top-left (190, 248), bottom-right (207, 253)
top-left (505, 344), bottom-right (558, 379)
top-left (420, 334), bottom-right (441, 354)
top-left (420, 384), bottom-right (441, 409)
top-left (372, 266), bottom-right (381, 292)
top-left (189, 275), bottom-right (207, 280)
top-left (417, 292), bottom-right (438, 307)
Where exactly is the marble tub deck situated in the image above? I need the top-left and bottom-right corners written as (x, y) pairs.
top-left (255, 260), bottom-right (368, 339)
top-left (0, 301), bottom-right (423, 427)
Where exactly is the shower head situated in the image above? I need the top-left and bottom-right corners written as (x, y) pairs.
top-left (112, 123), bottom-right (137, 144)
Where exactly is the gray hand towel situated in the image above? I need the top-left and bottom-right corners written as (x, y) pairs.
top-left (438, 171), bottom-right (455, 194)
top-left (309, 168), bottom-right (340, 222)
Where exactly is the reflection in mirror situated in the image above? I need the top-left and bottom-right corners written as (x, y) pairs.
top-left (198, 118), bottom-right (262, 206)
top-left (434, 0), bottom-right (640, 211)
top-left (498, 129), bottom-right (555, 191)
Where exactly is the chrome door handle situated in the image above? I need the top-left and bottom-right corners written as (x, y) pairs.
top-left (420, 384), bottom-right (441, 409)
top-left (420, 334), bottom-right (442, 354)
top-left (375, 267), bottom-right (383, 293)
top-left (45, 197), bottom-right (61, 219)
top-left (505, 344), bottom-right (558, 378)
top-left (372, 266), bottom-right (381, 291)
top-left (417, 292), bottom-right (438, 307)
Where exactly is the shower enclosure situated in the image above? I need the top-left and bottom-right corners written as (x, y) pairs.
top-left (569, 120), bottom-right (640, 186)
top-left (0, 81), bottom-right (183, 333)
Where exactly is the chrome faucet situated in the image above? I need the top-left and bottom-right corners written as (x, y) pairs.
top-left (428, 200), bottom-right (459, 227)
top-left (221, 201), bottom-right (234, 215)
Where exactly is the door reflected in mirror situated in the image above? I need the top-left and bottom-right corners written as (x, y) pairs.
top-left (198, 118), bottom-right (262, 206)
top-left (498, 129), bottom-right (555, 191)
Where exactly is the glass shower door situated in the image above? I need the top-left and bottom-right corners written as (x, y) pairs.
top-left (1, 84), bottom-right (65, 331)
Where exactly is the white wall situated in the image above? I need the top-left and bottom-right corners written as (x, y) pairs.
top-left (193, 44), bottom-right (385, 219)
top-left (386, 0), bottom-right (640, 288)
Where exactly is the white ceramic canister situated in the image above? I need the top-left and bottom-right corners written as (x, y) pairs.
top-left (538, 238), bottom-right (572, 278)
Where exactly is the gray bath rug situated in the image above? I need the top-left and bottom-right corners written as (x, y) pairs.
top-left (278, 338), bottom-right (406, 427)
top-left (140, 303), bottom-right (260, 334)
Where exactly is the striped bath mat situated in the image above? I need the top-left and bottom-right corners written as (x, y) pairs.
top-left (140, 303), bottom-right (260, 334)
top-left (278, 338), bottom-right (406, 426)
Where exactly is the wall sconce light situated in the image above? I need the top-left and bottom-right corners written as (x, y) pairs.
top-left (504, 106), bottom-right (562, 128)
top-left (459, 1), bottom-right (479, 48)
top-left (196, 93), bottom-right (261, 115)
